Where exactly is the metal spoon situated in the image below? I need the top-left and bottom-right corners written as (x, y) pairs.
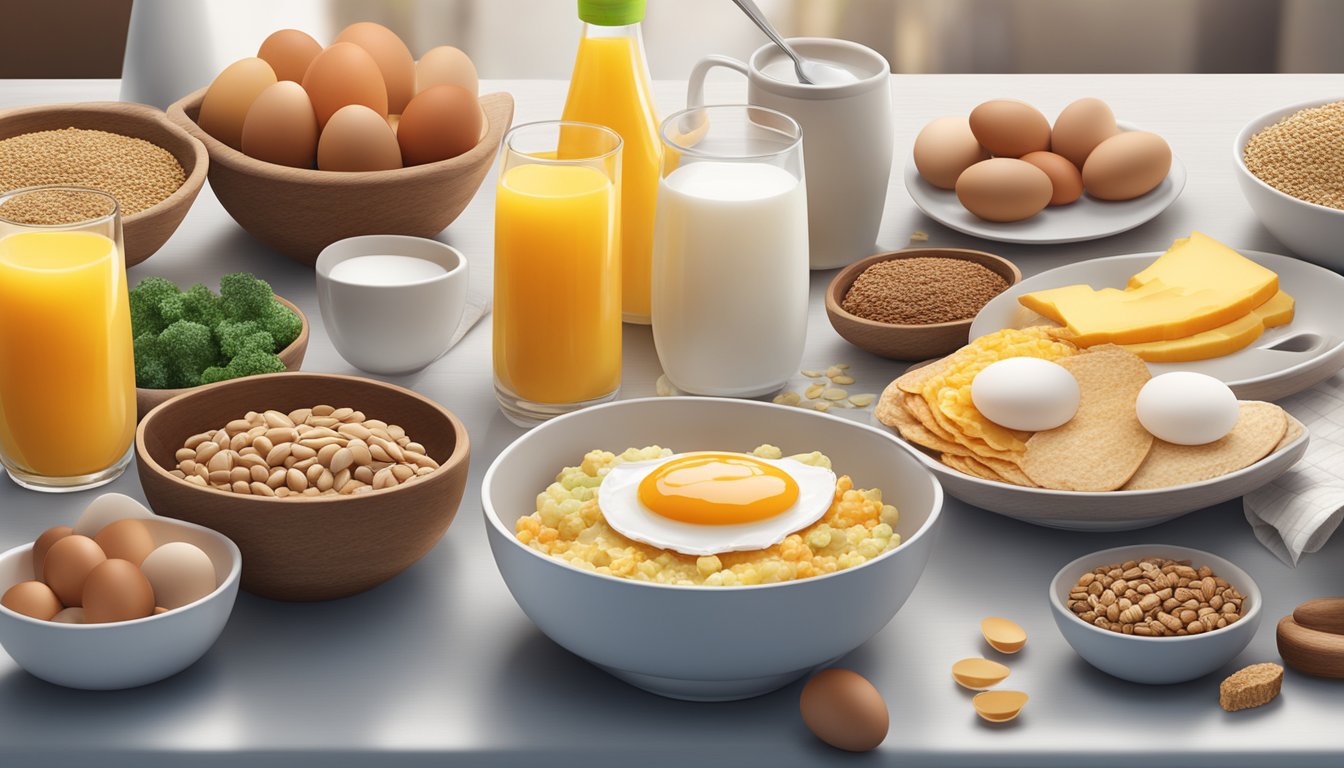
top-left (730, 0), bottom-right (818, 84)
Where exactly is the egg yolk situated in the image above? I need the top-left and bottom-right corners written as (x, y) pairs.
top-left (636, 453), bottom-right (800, 525)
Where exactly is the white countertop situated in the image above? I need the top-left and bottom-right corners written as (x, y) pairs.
top-left (2, 75), bottom-right (1343, 767)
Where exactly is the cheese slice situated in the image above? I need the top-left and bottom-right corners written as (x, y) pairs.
top-left (1121, 290), bottom-right (1295, 362)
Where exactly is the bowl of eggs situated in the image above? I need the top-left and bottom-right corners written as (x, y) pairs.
top-left (0, 493), bottom-right (241, 690)
top-left (167, 23), bottom-right (513, 263)
top-left (483, 396), bottom-right (942, 701)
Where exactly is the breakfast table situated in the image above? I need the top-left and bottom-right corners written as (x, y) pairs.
top-left (2, 74), bottom-right (1343, 767)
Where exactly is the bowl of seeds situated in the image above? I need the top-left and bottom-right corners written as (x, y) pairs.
top-left (1049, 545), bottom-right (1262, 685)
top-left (1235, 97), bottom-right (1344, 272)
top-left (825, 247), bottom-right (1020, 361)
top-left (0, 101), bottom-right (208, 266)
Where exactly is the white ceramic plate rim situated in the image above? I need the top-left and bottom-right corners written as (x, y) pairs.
top-left (1047, 544), bottom-right (1262, 643)
top-left (482, 396), bottom-right (944, 593)
top-left (1233, 96), bottom-right (1344, 220)
top-left (904, 121), bottom-right (1187, 244)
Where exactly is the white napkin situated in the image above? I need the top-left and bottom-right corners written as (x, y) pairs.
top-left (448, 251), bottom-right (493, 349)
top-left (1243, 372), bottom-right (1344, 565)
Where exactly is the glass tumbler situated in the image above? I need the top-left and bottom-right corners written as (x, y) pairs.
top-left (0, 187), bottom-right (136, 491)
top-left (493, 121), bottom-right (623, 427)
top-left (651, 105), bottom-right (809, 397)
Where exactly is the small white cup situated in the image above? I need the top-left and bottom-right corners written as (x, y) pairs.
top-left (316, 235), bottom-right (468, 375)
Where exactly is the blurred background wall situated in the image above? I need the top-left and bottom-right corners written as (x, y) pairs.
top-left (2, 0), bottom-right (1342, 81)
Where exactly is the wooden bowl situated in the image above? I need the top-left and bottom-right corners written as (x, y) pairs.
top-left (825, 248), bottom-right (1021, 361)
top-left (0, 101), bottom-right (208, 266)
top-left (134, 294), bottom-right (310, 420)
top-left (167, 88), bottom-right (514, 264)
top-left (135, 372), bottom-right (469, 601)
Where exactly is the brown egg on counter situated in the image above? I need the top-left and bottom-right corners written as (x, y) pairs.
top-left (956, 158), bottom-right (1053, 222)
top-left (397, 85), bottom-right (482, 166)
top-left (416, 46), bottom-right (479, 96)
top-left (1020, 150), bottom-right (1083, 205)
top-left (1051, 97), bottom-right (1119, 169)
top-left (257, 28), bottom-right (324, 83)
top-left (913, 116), bottom-right (990, 190)
top-left (242, 81), bottom-right (320, 168)
top-left (93, 518), bottom-right (156, 567)
top-left (1, 581), bottom-right (63, 621)
top-left (335, 22), bottom-right (417, 114)
top-left (1082, 131), bottom-right (1172, 201)
top-left (31, 525), bottom-right (72, 580)
top-left (82, 559), bottom-right (156, 624)
top-left (301, 42), bottom-right (388, 130)
top-left (800, 668), bottom-right (889, 752)
top-left (139, 542), bottom-right (218, 610)
top-left (318, 104), bottom-right (404, 172)
top-left (198, 57), bottom-right (278, 150)
top-left (969, 99), bottom-right (1051, 158)
top-left (42, 535), bottom-right (106, 607)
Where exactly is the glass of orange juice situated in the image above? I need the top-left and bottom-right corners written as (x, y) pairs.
top-left (0, 187), bottom-right (136, 491)
top-left (493, 121), bottom-right (623, 427)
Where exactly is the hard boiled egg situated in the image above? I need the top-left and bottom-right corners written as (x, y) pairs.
top-left (1135, 372), bottom-right (1238, 445)
top-left (971, 357), bottom-right (1080, 432)
top-left (598, 452), bottom-right (836, 556)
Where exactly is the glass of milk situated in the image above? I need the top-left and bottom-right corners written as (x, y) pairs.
top-left (651, 105), bottom-right (808, 397)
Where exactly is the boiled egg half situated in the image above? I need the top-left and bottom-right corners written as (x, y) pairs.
top-left (598, 452), bottom-right (836, 556)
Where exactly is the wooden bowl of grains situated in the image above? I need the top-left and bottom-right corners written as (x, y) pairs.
top-left (0, 101), bottom-right (208, 267)
top-left (826, 248), bottom-right (1021, 361)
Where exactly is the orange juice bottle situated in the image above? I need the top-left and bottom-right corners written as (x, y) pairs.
top-left (561, 0), bottom-right (661, 324)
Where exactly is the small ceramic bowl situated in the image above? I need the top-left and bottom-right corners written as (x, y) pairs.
top-left (316, 235), bottom-right (468, 375)
top-left (134, 294), bottom-right (309, 420)
top-left (136, 372), bottom-right (470, 601)
top-left (826, 248), bottom-right (1021, 360)
top-left (1049, 544), bottom-right (1262, 685)
top-left (0, 101), bottom-right (208, 266)
top-left (0, 513), bottom-right (240, 690)
top-left (1234, 97), bottom-right (1344, 272)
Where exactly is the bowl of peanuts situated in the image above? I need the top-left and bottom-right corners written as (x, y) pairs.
top-left (135, 372), bottom-right (470, 601)
top-left (0, 101), bottom-right (208, 266)
top-left (1049, 545), bottom-right (1263, 685)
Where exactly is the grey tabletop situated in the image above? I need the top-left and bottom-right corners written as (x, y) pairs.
top-left (2, 75), bottom-right (1343, 767)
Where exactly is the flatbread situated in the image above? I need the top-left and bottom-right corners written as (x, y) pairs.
top-left (1122, 401), bottom-right (1289, 490)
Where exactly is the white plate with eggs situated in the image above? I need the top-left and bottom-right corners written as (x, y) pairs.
top-left (972, 249), bottom-right (1344, 401)
top-left (905, 122), bottom-right (1186, 245)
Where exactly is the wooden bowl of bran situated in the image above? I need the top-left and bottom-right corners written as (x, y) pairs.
top-left (825, 248), bottom-right (1021, 361)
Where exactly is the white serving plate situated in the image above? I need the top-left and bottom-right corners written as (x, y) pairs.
top-left (904, 124), bottom-right (1186, 244)
top-left (971, 249), bottom-right (1344, 401)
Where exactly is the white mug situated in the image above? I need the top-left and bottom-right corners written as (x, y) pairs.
top-left (688, 38), bottom-right (893, 270)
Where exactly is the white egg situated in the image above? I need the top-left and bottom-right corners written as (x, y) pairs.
top-left (598, 452), bottom-right (837, 556)
top-left (1136, 372), bottom-right (1238, 445)
top-left (140, 542), bottom-right (218, 610)
top-left (971, 357), bottom-right (1080, 432)
top-left (73, 493), bottom-right (155, 537)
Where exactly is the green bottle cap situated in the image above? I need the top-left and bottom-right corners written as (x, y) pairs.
top-left (578, 0), bottom-right (646, 26)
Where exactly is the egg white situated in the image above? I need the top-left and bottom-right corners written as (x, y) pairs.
top-left (598, 453), bottom-right (837, 556)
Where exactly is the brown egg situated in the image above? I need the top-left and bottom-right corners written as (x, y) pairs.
top-left (301, 42), bottom-right (388, 130)
top-left (1020, 150), bottom-right (1083, 206)
top-left (31, 525), bottom-right (72, 580)
top-left (318, 104), bottom-right (403, 172)
top-left (913, 116), bottom-right (989, 190)
top-left (969, 99), bottom-right (1051, 158)
top-left (334, 22), bottom-right (416, 115)
top-left (1082, 131), bottom-right (1172, 201)
top-left (42, 535), bottom-right (106, 607)
top-left (82, 559), bottom-right (155, 624)
top-left (416, 46), bottom-right (479, 96)
top-left (956, 158), bottom-right (1053, 222)
top-left (397, 85), bottom-right (482, 166)
top-left (257, 28), bottom-right (323, 83)
top-left (799, 668), bottom-right (889, 752)
top-left (199, 57), bottom-right (278, 150)
top-left (93, 519), bottom-right (156, 567)
top-left (1, 581), bottom-right (63, 621)
top-left (1051, 97), bottom-right (1119, 169)
top-left (242, 81), bottom-right (319, 168)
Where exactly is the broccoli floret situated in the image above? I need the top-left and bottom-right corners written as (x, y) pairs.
top-left (128, 277), bottom-right (180, 337)
top-left (179, 283), bottom-right (224, 327)
top-left (219, 272), bottom-right (276, 322)
top-left (215, 319), bottom-right (276, 358)
top-left (132, 332), bottom-right (170, 389)
top-left (157, 320), bottom-right (218, 388)
top-left (258, 299), bottom-right (302, 350)
top-left (199, 348), bottom-right (286, 385)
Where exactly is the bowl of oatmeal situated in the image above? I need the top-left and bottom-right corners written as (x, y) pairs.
top-left (483, 397), bottom-right (942, 701)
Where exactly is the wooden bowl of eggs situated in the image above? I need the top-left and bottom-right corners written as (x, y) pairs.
top-left (135, 372), bottom-right (470, 601)
top-left (166, 23), bottom-right (513, 264)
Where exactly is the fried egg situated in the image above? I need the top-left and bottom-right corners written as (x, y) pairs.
top-left (598, 452), bottom-right (837, 556)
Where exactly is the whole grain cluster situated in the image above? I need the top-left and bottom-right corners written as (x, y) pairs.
top-left (841, 256), bottom-right (1009, 325)
top-left (1243, 100), bottom-right (1344, 210)
top-left (1066, 556), bottom-right (1246, 637)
